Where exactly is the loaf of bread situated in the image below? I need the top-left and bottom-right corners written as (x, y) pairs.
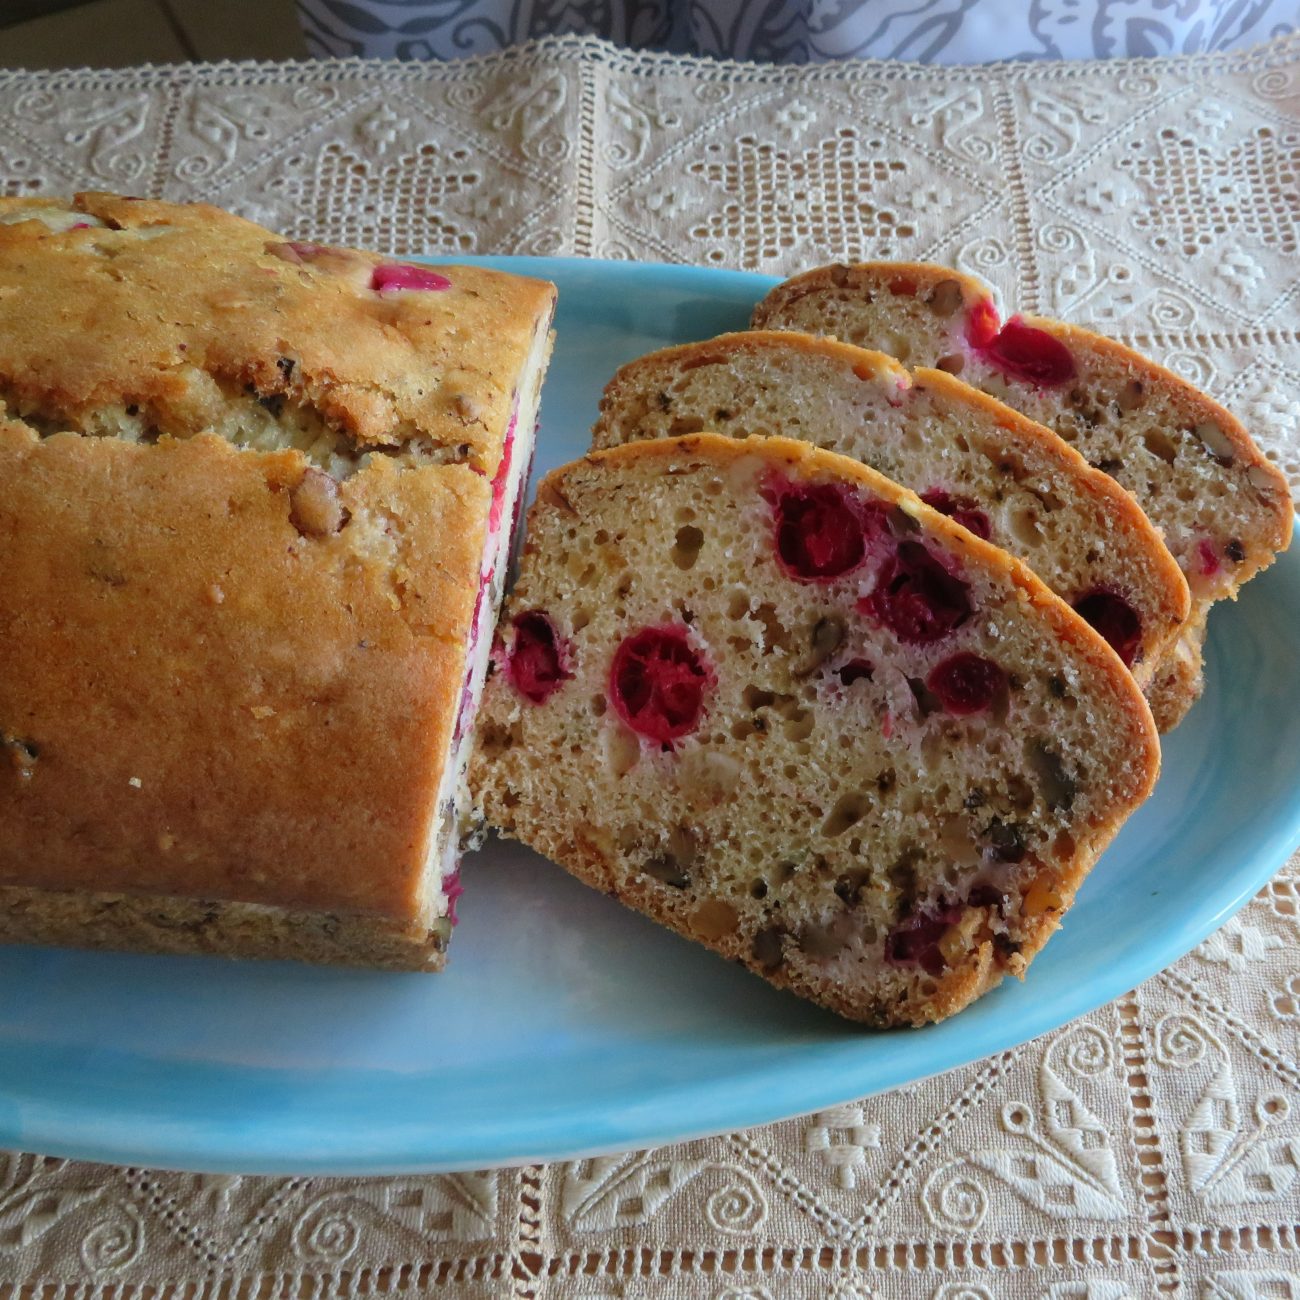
top-left (592, 330), bottom-right (1190, 696)
top-left (0, 193), bottom-right (556, 968)
top-left (471, 434), bottom-right (1159, 1026)
top-left (752, 264), bottom-right (1293, 730)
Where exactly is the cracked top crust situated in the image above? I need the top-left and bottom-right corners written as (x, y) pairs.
top-left (0, 192), bottom-right (556, 476)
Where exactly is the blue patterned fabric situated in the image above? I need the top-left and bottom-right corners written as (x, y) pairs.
top-left (297, 0), bottom-right (1298, 63)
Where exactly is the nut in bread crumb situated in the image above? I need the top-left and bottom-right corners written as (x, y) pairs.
top-left (289, 468), bottom-right (349, 537)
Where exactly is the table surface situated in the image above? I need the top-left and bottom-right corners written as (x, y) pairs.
top-left (1, 32), bottom-right (1298, 1298)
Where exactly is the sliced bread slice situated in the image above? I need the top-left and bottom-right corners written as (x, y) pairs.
top-left (471, 433), bottom-right (1159, 1026)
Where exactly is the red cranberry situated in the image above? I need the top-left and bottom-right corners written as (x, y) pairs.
top-left (927, 653), bottom-right (1006, 716)
top-left (886, 903), bottom-right (965, 976)
top-left (837, 658), bottom-right (874, 686)
top-left (1072, 589), bottom-right (1141, 668)
top-left (371, 263), bottom-right (453, 293)
top-left (920, 489), bottom-right (992, 541)
top-left (888, 275), bottom-right (918, 296)
top-left (769, 480), bottom-right (875, 582)
top-left (505, 610), bottom-right (571, 704)
top-left (859, 541), bottom-right (972, 645)
top-left (610, 625), bottom-right (712, 744)
top-left (1197, 539), bottom-right (1221, 577)
top-left (981, 317), bottom-right (1076, 388)
top-left (965, 298), bottom-right (1001, 349)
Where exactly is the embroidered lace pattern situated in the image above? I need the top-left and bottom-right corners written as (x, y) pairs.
top-left (0, 33), bottom-right (1297, 1298)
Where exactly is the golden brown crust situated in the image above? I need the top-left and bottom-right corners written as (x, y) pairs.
top-left (750, 261), bottom-right (989, 328)
top-left (0, 423), bottom-right (483, 922)
top-left (0, 194), bottom-right (557, 963)
top-left (0, 192), bottom-right (556, 476)
top-left (0, 884), bottom-right (446, 970)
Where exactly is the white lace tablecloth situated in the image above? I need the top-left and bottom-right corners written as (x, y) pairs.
top-left (1, 34), bottom-right (1298, 1298)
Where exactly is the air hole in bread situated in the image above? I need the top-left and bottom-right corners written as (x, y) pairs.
top-left (823, 792), bottom-right (872, 837)
top-left (1142, 428), bottom-right (1179, 465)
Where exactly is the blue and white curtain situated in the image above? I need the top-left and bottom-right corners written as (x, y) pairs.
top-left (297, 0), bottom-right (1298, 63)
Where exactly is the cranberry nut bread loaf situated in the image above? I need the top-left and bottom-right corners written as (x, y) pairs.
top-left (752, 264), bottom-right (1293, 731)
top-left (592, 331), bottom-right (1190, 693)
top-left (0, 193), bottom-right (556, 968)
top-left (471, 434), bottom-right (1159, 1026)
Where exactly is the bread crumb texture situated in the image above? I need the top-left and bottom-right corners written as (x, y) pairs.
top-left (472, 434), bottom-right (1159, 1026)
top-left (752, 262), bottom-right (1292, 730)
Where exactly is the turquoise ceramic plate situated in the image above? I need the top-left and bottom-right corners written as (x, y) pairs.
top-left (2, 258), bottom-right (1297, 1174)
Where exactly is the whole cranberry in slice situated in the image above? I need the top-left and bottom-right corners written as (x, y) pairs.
top-left (505, 610), bottom-right (571, 704)
top-left (769, 481), bottom-right (874, 582)
top-left (1072, 589), bottom-right (1142, 668)
top-left (965, 298), bottom-right (1001, 349)
top-left (927, 652), bottom-right (1007, 716)
top-left (920, 489), bottom-right (992, 541)
top-left (371, 263), bottom-right (453, 293)
top-left (611, 625), bottom-right (712, 744)
top-left (888, 275), bottom-right (918, 296)
top-left (981, 317), bottom-right (1076, 388)
top-left (859, 541), bottom-right (972, 645)
top-left (886, 903), bottom-right (965, 976)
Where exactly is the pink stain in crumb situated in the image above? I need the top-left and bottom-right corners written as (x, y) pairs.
top-left (444, 869), bottom-right (464, 926)
top-left (489, 408), bottom-right (519, 534)
top-left (453, 566), bottom-right (496, 744)
top-left (371, 263), bottom-right (453, 293)
top-left (1197, 539), bottom-right (1221, 577)
top-left (882, 712), bottom-right (894, 739)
